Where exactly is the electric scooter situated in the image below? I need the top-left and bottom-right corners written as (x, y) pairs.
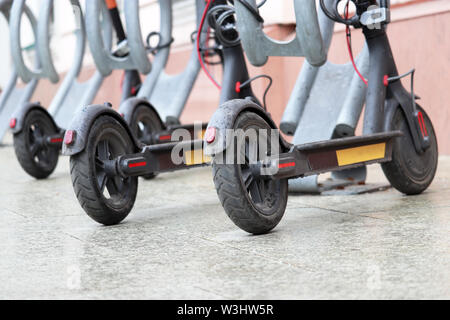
top-left (204, 0), bottom-right (438, 234)
top-left (62, 0), bottom-right (270, 225)
top-left (9, 0), bottom-right (108, 179)
top-left (91, 0), bottom-right (203, 182)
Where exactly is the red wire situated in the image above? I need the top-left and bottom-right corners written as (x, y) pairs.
top-left (345, 2), bottom-right (368, 86)
top-left (197, 0), bottom-right (221, 90)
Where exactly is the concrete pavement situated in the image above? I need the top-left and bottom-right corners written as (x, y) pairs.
top-left (0, 134), bottom-right (449, 299)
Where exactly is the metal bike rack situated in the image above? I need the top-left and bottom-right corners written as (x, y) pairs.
top-left (86, 0), bottom-right (153, 76)
top-left (86, 0), bottom-right (185, 123)
top-left (11, 0), bottom-right (109, 129)
top-left (279, 2), bottom-right (372, 194)
top-left (144, 0), bottom-right (206, 124)
top-left (9, 0), bottom-right (58, 84)
top-left (0, 0), bottom-right (38, 143)
top-left (134, 0), bottom-right (172, 104)
top-left (235, 0), bottom-right (326, 67)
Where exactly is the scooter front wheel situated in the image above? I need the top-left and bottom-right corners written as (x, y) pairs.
top-left (13, 109), bottom-right (59, 179)
top-left (382, 105), bottom-right (438, 195)
top-left (212, 111), bottom-right (288, 235)
top-left (129, 104), bottom-right (162, 180)
top-left (70, 115), bottom-right (138, 225)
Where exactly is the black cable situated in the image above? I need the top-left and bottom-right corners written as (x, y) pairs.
top-left (145, 32), bottom-right (174, 55)
top-left (191, 28), bottom-right (222, 66)
top-left (238, 75), bottom-right (273, 111)
top-left (232, 0), bottom-right (264, 23)
top-left (257, 0), bottom-right (267, 8)
top-left (319, 0), bottom-right (339, 21)
top-left (191, 29), bottom-right (216, 43)
top-left (319, 0), bottom-right (359, 26)
top-left (386, 68), bottom-right (417, 112)
top-left (215, 8), bottom-right (240, 47)
top-left (228, 0), bottom-right (267, 9)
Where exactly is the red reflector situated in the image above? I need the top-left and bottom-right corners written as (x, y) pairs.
top-left (64, 130), bottom-right (76, 145)
top-left (278, 162), bottom-right (295, 169)
top-left (51, 138), bottom-right (63, 144)
top-left (128, 162), bottom-right (147, 168)
top-left (9, 118), bottom-right (16, 129)
top-left (235, 82), bottom-right (241, 93)
top-left (159, 135), bottom-right (171, 141)
top-left (383, 75), bottom-right (389, 87)
top-left (417, 111), bottom-right (428, 137)
top-left (205, 127), bottom-right (216, 144)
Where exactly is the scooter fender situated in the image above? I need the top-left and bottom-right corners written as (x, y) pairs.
top-left (62, 104), bottom-right (141, 157)
top-left (10, 102), bottom-right (58, 135)
top-left (383, 98), bottom-right (399, 132)
top-left (204, 98), bottom-right (290, 157)
top-left (118, 97), bottom-right (165, 129)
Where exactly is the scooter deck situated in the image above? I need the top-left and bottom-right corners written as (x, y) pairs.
top-left (116, 131), bottom-right (401, 180)
top-left (155, 123), bottom-right (208, 143)
top-left (273, 131), bottom-right (403, 180)
top-left (118, 138), bottom-right (209, 177)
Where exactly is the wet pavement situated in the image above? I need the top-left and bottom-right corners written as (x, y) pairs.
top-left (0, 134), bottom-right (449, 299)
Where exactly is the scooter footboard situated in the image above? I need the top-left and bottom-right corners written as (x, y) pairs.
top-left (268, 131), bottom-right (403, 180)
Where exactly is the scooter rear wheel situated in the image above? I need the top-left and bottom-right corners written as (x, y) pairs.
top-left (70, 115), bottom-right (138, 225)
top-left (382, 105), bottom-right (438, 195)
top-left (212, 111), bottom-right (288, 235)
top-left (13, 109), bottom-right (59, 179)
top-left (129, 104), bottom-right (162, 180)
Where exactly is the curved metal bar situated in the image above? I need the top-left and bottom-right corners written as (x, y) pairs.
top-left (85, 0), bottom-right (151, 76)
top-left (37, 0), bottom-right (87, 87)
top-left (46, 0), bottom-right (110, 128)
top-left (0, 0), bottom-right (39, 141)
top-left (8, 0), bottom-right (109, 130)
top-left (280, 1), bottom-right (335, 135)
top-left (9, 0), bottom-right (59, 83)
top-left (136, 0), bottom-right (172, 99)
top-left (145, 0), bottom-right (206, 123)
top-left (235, 0), bottom-right (326, 67)
top-left (46, 0), bottom-right (86, 114)
top-left (281, 0), bottom-right (369, 138)
top-left (281, 0), bottom-right (371, 193)
top-left (123, 0), bottom-right (153, 75)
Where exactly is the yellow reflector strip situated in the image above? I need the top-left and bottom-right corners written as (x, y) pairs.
top-left (197, 129), bottom-right (206, 140)
top-left (185, 149), bottom-right (211, 166)
top-left (336, 143), bottom-right (386, 166)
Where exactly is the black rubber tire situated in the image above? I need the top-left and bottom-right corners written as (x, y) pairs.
top-left (129, 104), bottom-right (162, 180)
top-left (212, 111), bottom-right (288, 235)
top-left (70, 115), bottom-right (138, 225)
top-left (381, 105), bottom-right (438, 195)
top-left (13, 109), bottom-right (59, 179)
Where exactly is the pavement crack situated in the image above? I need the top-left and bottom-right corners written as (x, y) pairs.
top-left (305, 204), bottom-right (391, 221)
top-left (63, 232), bottom-right (86, 243)
top-left (4, 208), bottom-right (28, 219)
